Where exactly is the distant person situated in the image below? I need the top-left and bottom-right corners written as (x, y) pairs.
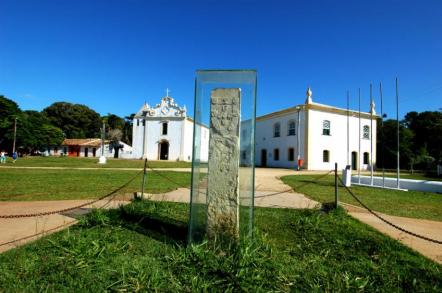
top-left (12, 151), bottom-right (17, 163)
top-left (0, 151), bottom-right (5, 164)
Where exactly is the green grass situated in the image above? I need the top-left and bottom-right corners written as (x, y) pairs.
top-left (1, 156), bottom-right (191, 168)
top-left (0, 200), bottom-right (441, 291)
top-left (0, 169), bottom-right (190, 201)
top-left (282, 174), bottom-right (442, 221)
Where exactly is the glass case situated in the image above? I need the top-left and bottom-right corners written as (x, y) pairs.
top-left (188, 70), bottom-right (257, 243)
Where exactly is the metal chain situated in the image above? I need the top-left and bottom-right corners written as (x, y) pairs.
top-left (338, 176), bottom-right (442, 245)
top-left (0, 170), bottom-right (142, 219)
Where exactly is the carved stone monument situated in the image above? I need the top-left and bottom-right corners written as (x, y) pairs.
top-left (207, 88), bottom-right (241, 240)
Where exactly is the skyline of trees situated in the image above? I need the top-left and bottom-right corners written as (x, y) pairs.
top-left (1, 94), bottom-right (441, 172)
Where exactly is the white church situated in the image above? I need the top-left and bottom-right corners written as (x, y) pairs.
top-left (132, 88), bottom-right (377, 171)
top-left (131, 95), bottom-right (209, 161)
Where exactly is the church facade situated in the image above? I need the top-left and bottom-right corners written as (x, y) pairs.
top-left (131, 95), bottom-right (209, 161)
top-left (132, 89), bottom-right (377, 171)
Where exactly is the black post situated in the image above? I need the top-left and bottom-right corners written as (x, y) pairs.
top-left (141, 158), bottom-right (147, 198)
top-left (334, 162), bottom-right (338, 208)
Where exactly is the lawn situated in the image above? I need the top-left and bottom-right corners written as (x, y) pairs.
top-left (0, 168), bottom-right (190, 201)
top-left (1, 156), bottom-right (191, 168)
top-left (0, 200), bottom-right (440, 291)
top-left (281, 174), bottom-right (442, 222)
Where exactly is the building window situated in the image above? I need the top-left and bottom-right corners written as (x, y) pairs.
top-left (273, 123), bottom-right (281, 137)
top-left (322, 120), bottom-right (331, 135)
top-left (288, 148), bottom-right (295, 161)
top-left (54, 147), bottom-right (58, 154)
top-left (323, 150), bottom-right (330, 162)
top-left (162, 122), bottom-right (168, 135)
top-left (363, 125), bottom-right (370, 139)
top-left (64, 147), bottom-right (67, 155)
top-left (241, 151), bottom-right (247, 160)
top-left (274, 149), bottom-right (280, 161)
top-left (137, 119), bottom-right (139, 126)
top-left (242, 129), bottom-right (247, 138)
top-left (363, 152), bottom-right (369, 164)
top-left (288, 120), bottom-right (296, 136)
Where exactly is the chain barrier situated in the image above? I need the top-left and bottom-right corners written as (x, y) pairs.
top-left (0, 170), bottom-right (142, 219)
top-left (337, 176), bottom-right (442, 245)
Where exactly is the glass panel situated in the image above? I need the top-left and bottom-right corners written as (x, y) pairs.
top-left (189, 70), bottom-right (257, 243)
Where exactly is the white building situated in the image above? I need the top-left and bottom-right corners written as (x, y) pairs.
top-left (132, 89), bottom-right (377, 170)
top-left (132, 95), bottom-right (209, 161)
top-left (255, 88), bottom-right (377, 170)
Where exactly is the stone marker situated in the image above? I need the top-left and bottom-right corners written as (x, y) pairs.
top-left (207, 88), bottom-right (241, 240)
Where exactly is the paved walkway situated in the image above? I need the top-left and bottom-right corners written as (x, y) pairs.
top-left (344, 203), bottom-right (442, 264)
top-left (0, 200), bottom-right (129, 253)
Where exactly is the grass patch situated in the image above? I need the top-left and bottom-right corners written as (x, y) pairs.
top-left (1, 156), bottom-right (191, 168)
top-left (0, 169), bottom-right (190, 201)
top-left (282, 174), bottom-right (442, 221)
top-left (0, 200), bottom-right (441, 291)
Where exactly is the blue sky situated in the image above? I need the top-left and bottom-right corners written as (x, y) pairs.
top-left (1, 0), bottom-right (441, 119)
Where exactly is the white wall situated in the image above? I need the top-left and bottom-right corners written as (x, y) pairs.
top-left (352, 176), bottom-right (442, 193)
top-left (255, 109), bottom-right (306, 169)
top-left (307, 109), bottom-right (376, 171)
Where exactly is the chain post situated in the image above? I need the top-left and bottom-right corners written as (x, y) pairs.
top-left (141, 158), bottom-right (147, 198)
top-left (334, 162), bottom-right (338, 208)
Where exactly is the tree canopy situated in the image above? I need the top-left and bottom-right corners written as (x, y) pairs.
top-left (43, 102), bottom-right (101, 138)
top-left (0, 96), bottom-right (64, 153)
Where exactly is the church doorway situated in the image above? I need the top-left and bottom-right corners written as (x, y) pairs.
top-left (261, 149), bottom-right (267, 167)
top-left (159, 140), bottom-right (169, 160)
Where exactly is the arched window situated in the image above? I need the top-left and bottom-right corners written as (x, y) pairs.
top-left (322, 120), bottom-right (331, 135)
top-left (273, 122), bottom-right (281, 137)
top-left (288, 120), bottom-right (296, 136)
top-left (162, 122), bottom-right (168, 135)
top-left (363, 152), bottom-right (369, 164)
top-left (323, 150), bottom-right (330, 162)
top-left (363, 125), bottom-right (370, 139)
top-left (274, 148), bottom-right (280, 161)
top-left (136, 119), bottom-right (140, 126)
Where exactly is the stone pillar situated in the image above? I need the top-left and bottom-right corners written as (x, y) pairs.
top-left (207, 88), bottom-right (241, 241)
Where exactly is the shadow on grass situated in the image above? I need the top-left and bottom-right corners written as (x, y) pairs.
top-left (118, 205), bottom-right (188, 245)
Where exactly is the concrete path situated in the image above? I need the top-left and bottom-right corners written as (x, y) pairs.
top-left (344, 204), bottom-right (442, 264)
top-left (0, 200), bottom-right (129, 253)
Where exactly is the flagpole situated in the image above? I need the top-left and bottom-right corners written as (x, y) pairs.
top-left (370, 83), bottom-right (374, 186)
top-left (347, 90), bottom-right (350, 167)
top-left (358, 88), bottom-right (361, 184)
top-left (380, 82), bottom-right (385, 188)
top-left (396, 77), bottom-right (400, 189)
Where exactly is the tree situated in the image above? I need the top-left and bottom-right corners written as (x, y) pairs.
top-left (43, 102), bottom-right (101, 138)
top-left (0, 95), bottom-right (20, 152)
top-left (14, 111), bottom-right (64, 153)
top-left (102, 113), bottom-right (132, 145)
top-left (406, 111), bottom-right (442, 163)
top-left (108, 129), bottom-right (123, 158)
top-left (376, 119), bottom-right (414, 170)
